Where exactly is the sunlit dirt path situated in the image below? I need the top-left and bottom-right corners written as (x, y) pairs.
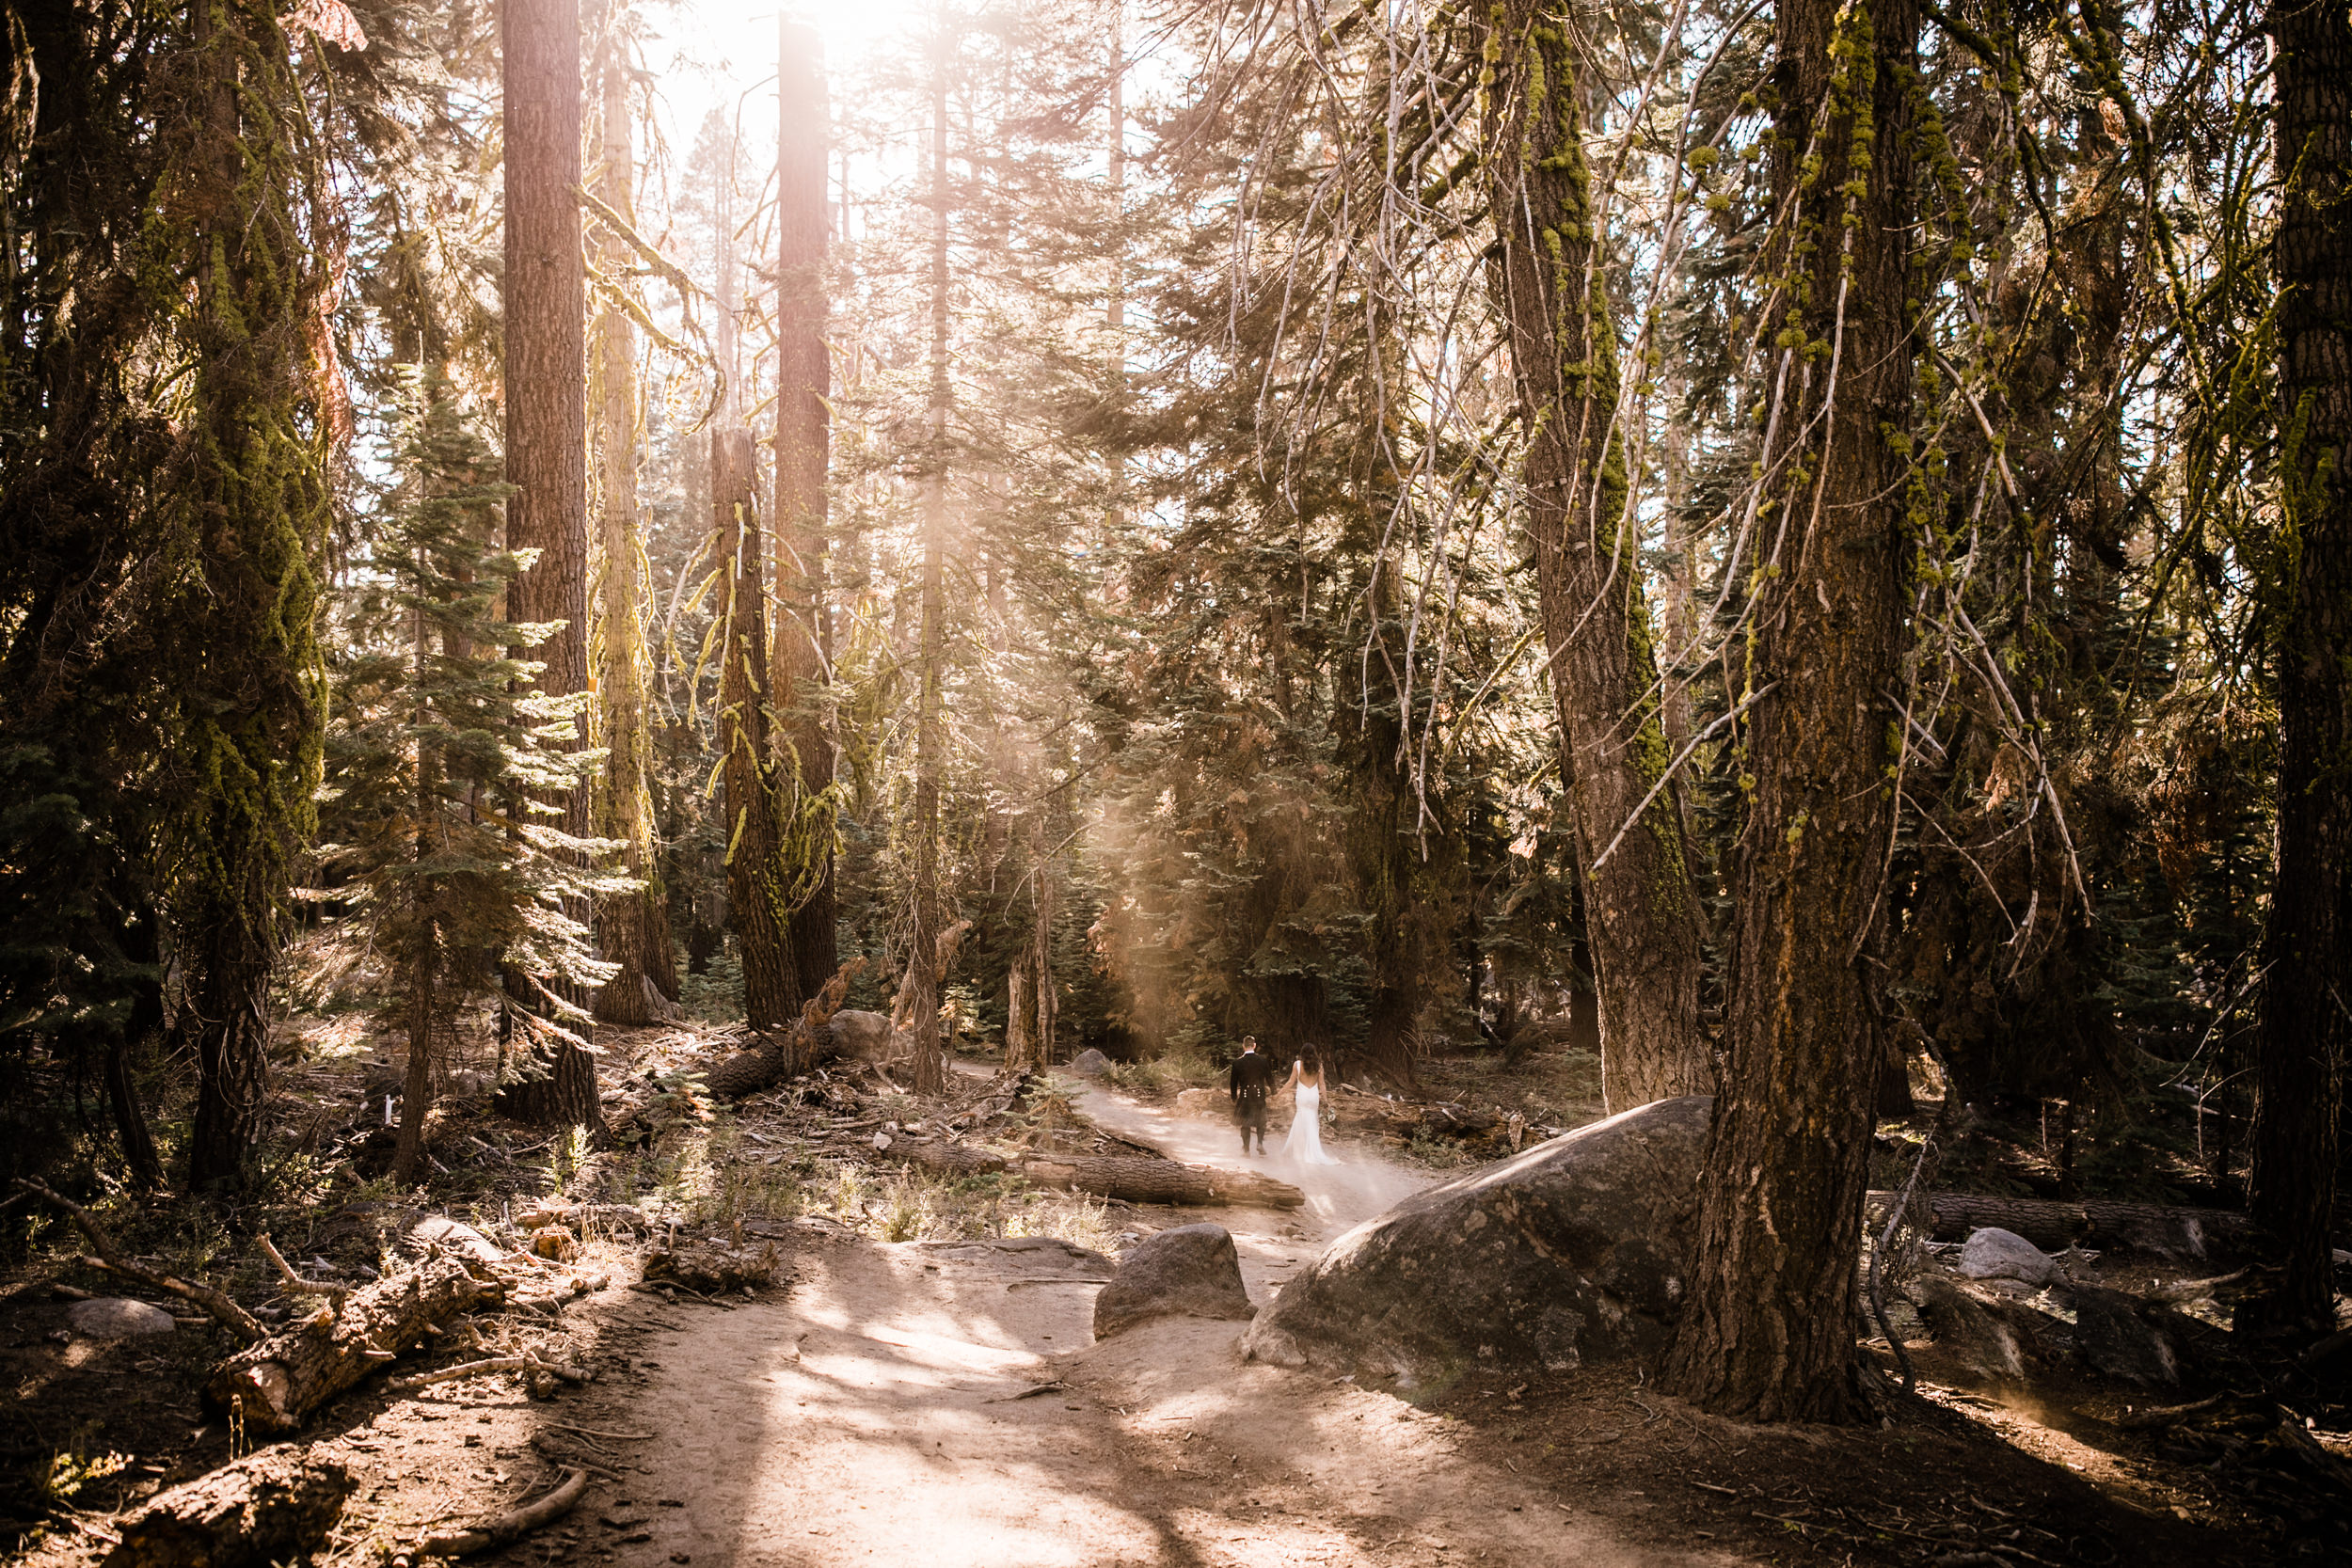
top-left (547, 1081), bottom-right (1746, 1568)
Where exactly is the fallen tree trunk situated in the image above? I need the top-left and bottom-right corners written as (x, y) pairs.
top-left (103, 1446), bottom-right (353, 1568)
top-left (207, 1257), bottom-right (502, 1432)
top-left (1871, 1190), bottom-right (2263, 1259)
top-left (1176, 1087), bottom-right (1542, 1150)
top-left (1020, 1154), bottom-right (1304, 1210)
top-left (705, 962), bottom-right (859, 1099)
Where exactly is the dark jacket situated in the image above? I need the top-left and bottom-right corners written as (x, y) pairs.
top-left (1229, 1050), bottom-right (1277, 1104)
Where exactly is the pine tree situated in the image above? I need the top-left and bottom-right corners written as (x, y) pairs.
top-left (324, 370), bottom-right (618, 1185)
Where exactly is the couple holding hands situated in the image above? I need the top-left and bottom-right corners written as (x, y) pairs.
top-left (1226, 1036), bottom-right (1340, 1166)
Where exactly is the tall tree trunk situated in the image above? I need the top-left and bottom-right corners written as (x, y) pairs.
top-left (714, 429), bottom-right (801, 1031)
top-left (1663, 0), bottom-right (1919, 1423)
top-left (905, 13), bottom-right (954, 1098)
top-left (175, 0), bottom-right (330, 1191)
top-left (495, 0), bottom-right (601, 1130)
top-left (1480, 3), bottom-right (1708, 1111)
top-left (2248, 0), bottom-right (2352, 1338)
top-left (106, 919), bottom-right (166, 1190)
top-left (774, 19), bottom-right (838, 1001)
top-left (591, 17), bottom-right (664, 1026)
top-left (393, 934), bottom-right (437, 1186)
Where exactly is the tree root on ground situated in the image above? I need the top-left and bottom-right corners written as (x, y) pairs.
top-left (417, 1466), bottom-right (591, 1558)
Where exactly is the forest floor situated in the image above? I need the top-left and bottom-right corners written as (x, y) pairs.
top-left (2, 1025), bottom-right (2337, 1566)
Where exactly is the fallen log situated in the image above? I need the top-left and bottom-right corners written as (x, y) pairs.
top-left (418, 1466), bottom-right (590, 1558)
top-left (1870, 1190), bottom-right (2263, 1259)
top-left (103, 1446), bottom-right (352, 1568)
top-left (207, 1257), bottom-right (502, 1432)
top-left (1019, 1154), bottom-right (1304, 1211)
top-left (705, 962), bottom-right (859, 1099)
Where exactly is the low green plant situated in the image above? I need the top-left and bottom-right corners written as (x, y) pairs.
top-left (39, 1441), bottom-right (129, 1507)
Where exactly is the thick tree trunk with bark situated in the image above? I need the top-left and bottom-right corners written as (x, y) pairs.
top-left (207, 1257), bottom-right (501, 1431)
top-left (2249, 0), bottom-right (2352, 1337)
top-left (495, 0), bottom-right (600, 1129)
top-left (774, 19), bottom-right (839, 1004)
top-left (392, 941), bottom-right (437, 1185)
top-left (1662, 0), bottom-right (1918, 1423)
top-left (1481, 4), bottom-right (1708, 1111)
top-left (174, 0), bottom-right (328, 1193)
top-left (591, 27), bottom-right (664, 1026)
top-left (181, 892), bottom-right (276, 1191)
top-left (714, 429), bottom-right (801, 1031)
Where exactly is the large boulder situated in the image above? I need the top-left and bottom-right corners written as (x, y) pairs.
top-left (1067, 1047), bottom-right (1110, 1077)
top-left (827, 1009), bottom-right (893, 1062)
top-left (69, 1297), bottom-right (177, 1338)
top-left (1957, 1227), bottom-right (2058, 1287)
top-left (1095, 1224), bottom-right (1254, 1339)
top-left (1244, 1096), bottom-right (1709, 1386)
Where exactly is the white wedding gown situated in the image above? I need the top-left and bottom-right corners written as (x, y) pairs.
top-left (1283, 1072), bottom-right (1341, 1165)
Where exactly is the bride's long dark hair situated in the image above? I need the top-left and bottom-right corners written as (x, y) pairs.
top-left (1296, 1051), bottom-right (1326, 1086)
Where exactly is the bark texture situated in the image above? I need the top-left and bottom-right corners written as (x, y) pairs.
top-left (495, 0), bottom-right (600, 1128)
top-left (103, 1447), bottom-right (353, 1568)
top-left (701, 964), bottom-right (852, 1098)
top-left (1662, 0), bottom-right (1918, 1422)
top-left (774, 19), bottom-right (838, 1003)
top-left (1878, 1189), bottom-right (2262, 1260)
top-left (591, 30), bottom-right (662, 1026)
top-left (714, 428), bottom-right (801, 1030)
top-left (207, 1257), bottom-right (501, 1431)
top-left (1481, 3), bottom-right (1708, 1111)
top-left (2249, 0), bottom-right (2352, 1336)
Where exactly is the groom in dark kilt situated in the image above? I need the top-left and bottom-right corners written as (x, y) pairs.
top-left (1229, 1036), bottom-right (1276, 1155)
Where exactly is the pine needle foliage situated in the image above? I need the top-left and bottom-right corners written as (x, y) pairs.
top-left (321, 368), bottom-right (622, 1161)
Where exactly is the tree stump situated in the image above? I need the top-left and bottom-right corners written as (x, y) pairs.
top-left (103, 1447), bottom-right (352, 1568)
top-left (206, 1258), bottom-right (501, 1432)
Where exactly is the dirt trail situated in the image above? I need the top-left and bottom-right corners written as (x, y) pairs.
top-left (1071, 1082), bottom-right (1433, 1299)
top-left (539, 1083), bottom-right (1740, 1567)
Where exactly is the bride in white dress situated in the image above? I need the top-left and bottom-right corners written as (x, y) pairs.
top-left (1281, 1058), bottom-right (1341, 1165)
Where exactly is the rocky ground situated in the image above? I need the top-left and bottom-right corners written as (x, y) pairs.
top-left (3, 1032), bottom-right (2345, 1567)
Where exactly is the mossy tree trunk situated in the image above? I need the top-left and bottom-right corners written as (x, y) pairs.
top-left (1480, 2), bottom-right (1708, 1113)
top-left (1662, 0), bottom-right (1919, 1423)
top-left (170, 0), bottom-right (331, 1192)
top-left (714, 429), bottom-right (802, 1032)
top-left (589, 16), bottom-right (667, 1026)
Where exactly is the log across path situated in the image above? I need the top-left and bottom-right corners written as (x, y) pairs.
top-left (1071, 1081), bottom-right (1434, 1251)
